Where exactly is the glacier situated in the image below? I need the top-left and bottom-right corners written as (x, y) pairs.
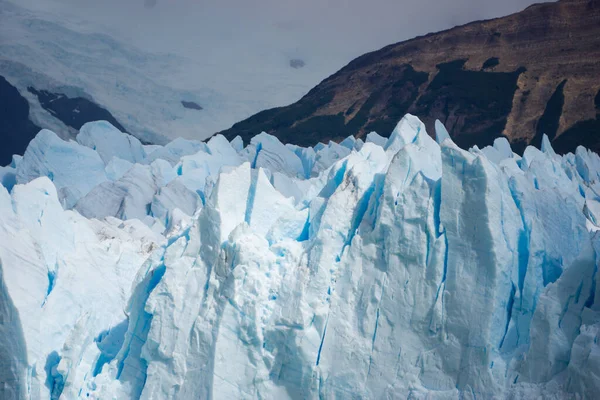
top-left (1, 115), bottom-right (600, 399)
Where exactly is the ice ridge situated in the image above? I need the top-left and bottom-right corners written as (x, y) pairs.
top-left (1, 117), bottom-right (600, 399)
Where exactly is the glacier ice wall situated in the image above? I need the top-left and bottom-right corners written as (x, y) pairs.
top-left (1, 116), bottom-right (600, 399)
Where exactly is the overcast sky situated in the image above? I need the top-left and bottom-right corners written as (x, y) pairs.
top-left (7, 0), bottom-right (552, 136)
top-left (14, 0), bottom-right (549, 63)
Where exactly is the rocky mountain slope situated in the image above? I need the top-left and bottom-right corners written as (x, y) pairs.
top-left (221, 0), bottom-right (600, 154)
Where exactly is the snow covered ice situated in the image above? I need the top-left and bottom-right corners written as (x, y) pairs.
top-left (2, 116), bottom-right (600, 399)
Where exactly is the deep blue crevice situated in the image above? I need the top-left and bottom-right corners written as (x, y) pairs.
top-left (115, 346), bottom-right (129, 380)
top-left (38, 208), bottom-right (45, 225)
top-left (366, 173), bottom-right (386, 230)
top-left (42, 270), bottom-right (57, 307)
top-left (558, 293), bottom-right (576, 329)
top-left (401, 157), bottom-right (412, 189)
top-left (244, 171), bottom-right (259, 225)
top-left (440, 232), bottom-right (449, 286)
top-left (315, 315), bottom-right (330, 366)
top-left (116, 264), bottom-right (166, 385)
top-left (499, 283), bottom-right (516, 349)
top-left (516, 230), bottom-right (529, 296)
top-left (167, 226), bottom-right (191, 247)
top-left (296, 213), bottom-right (310, 242)
top-left (93, 353), bottom-right (112, 378)
top-left (291, 147), bottom-right (314, 179)
top-left (46, 271), bottom-right (56, 297)
top-left (251, 142), bottom-right (263, 169)
top-left (318, 160), bottom-right (348, 199)
top-left (343, 181), bottom-right (376, 250)
top-left (542, 256), bottom-right (563, 287)
top-left (371, 308), bottom-right (380, 351)
top-left (368, 277), bottom-right (387, 375)
top-left (430, 231), bottom-right (449, 333)
top-left (426, 180), bottom-right (444, 331)
top-left (93, 320), bottom-right (129, 377)
top-left (574, 280), bottom-right (584, 304)
top-left (336, 171), bottom-right (383, 264)
top-left (366, 306), bottom-right (381, 378)
top-left (424, 228), bottom-right (432, 267)
top-left (508, 179), bottom-right (530, 298)
top-left (44, 351), bottom-right (64, 399)
top-left (196, 189), bottom-right (206, 206)
top-left (585, 204), bottom-right (598, 225)
top-left (432, 181), bottom-right (442, 237)
top-left (584, 264), bottom-right (597, 308)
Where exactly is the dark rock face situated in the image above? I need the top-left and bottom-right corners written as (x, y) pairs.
top-left (481, 57), bottom-right (500, 70)
top-left (553, 87), bottom-right (600, 153)
top-left (220, 0), bottom-right (600, 154)
top-left (0, 79), bottom-right (128, 165)
top-left (412, 60), bottom-right (525, 150)
top-left (0, 76), bottom-right (40, 166)
top-left (27, 87), bottom-right (125, 132)
top-left (223, 64), bottom-right (427, 147)
top-left (531, 79), bottom-right (567, 149)
top-left (181, 101), bottom-right (203, 111)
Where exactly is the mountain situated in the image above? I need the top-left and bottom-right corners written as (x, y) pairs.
top-left (0, 76), bottom-right (41, 166)
top-left (2, 115), bottom-right (600, 398)
top-left (5, 0), bottom-right (542, 167)
top-left (0, 0), bottom-right (321, 166)
top-left (221, 0), bottom-right (600, 154)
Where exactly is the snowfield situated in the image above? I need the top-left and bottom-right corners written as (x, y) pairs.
top-left (1, 115), bottom-right (600, 399)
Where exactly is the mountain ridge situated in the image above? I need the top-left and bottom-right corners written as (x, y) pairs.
top-left (220, 0), bottom-right (600, 154)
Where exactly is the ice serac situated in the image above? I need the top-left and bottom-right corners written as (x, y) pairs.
top-left (150, 179), bottom-right (201, 229)
top-left (434, 119), bottom-right (451, 144)
top-left (246, 168), bottom-right (300, 238)
top-left (0, 165), bottom-right (16, 191)
top-left (16, 129), bottom-right (107, 208)
top-left (0, 176), bottom-right (163, 400)
top-left (365, 131), bottom-right (387, 147)
top-left (230, 135), bottom-right (244, 153)
top-left (144, 137), bottom-right (206, 166)
top-left (176, 134), bottom-right (242, 197)
top-left (311, 141), bottom-right (351, 176)
top-left (77, 121), bottom-right (146, 164)
top-left (75, 164), bottom-right (157, 221)
top-left (242, 133), bottom-right (305, 178)
top-left (2, 115), bottom-right (600, 399)
top-left (384, 113), bottom-right (425, 154)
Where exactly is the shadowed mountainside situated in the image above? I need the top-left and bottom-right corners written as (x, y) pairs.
top-left (0, 76), bottom-right (40, 166)
top-left (221, 0), bottom-right (600, 154)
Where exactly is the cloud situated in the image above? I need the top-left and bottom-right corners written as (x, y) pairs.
top-left (143, 0), bottom-right (157, 9)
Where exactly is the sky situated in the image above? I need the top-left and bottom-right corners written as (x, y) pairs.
top-left (13, 0), bottom-right (549, 74)
top-left (6, 0), bottom-right (551, 139)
